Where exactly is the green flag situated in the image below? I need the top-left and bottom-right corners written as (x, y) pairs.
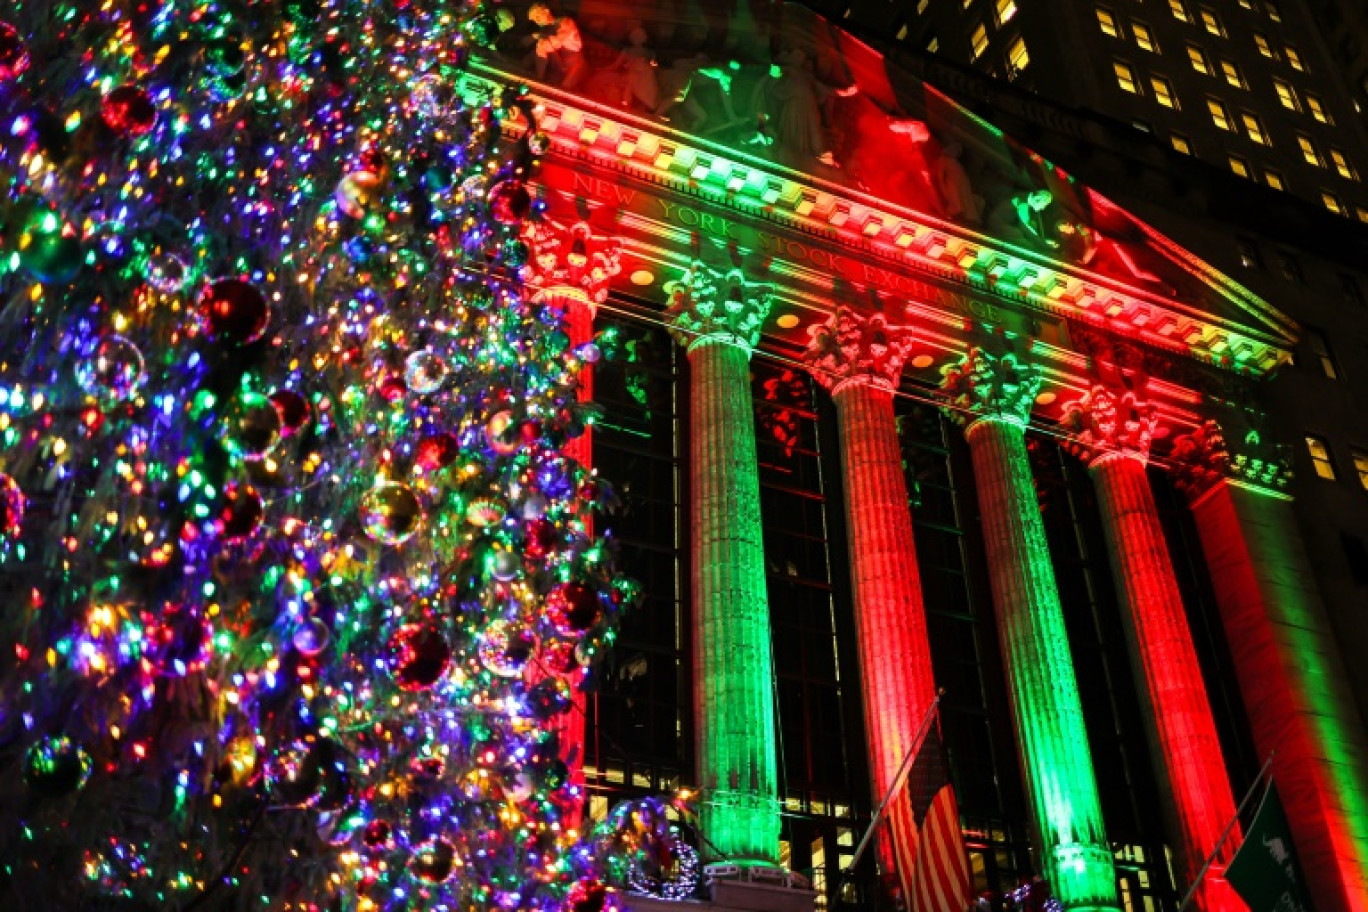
top-left (1225, 781), bottom-right (1316, 912)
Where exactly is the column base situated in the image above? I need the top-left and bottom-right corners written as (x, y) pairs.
top-left (1051, 843), bottom-right (1122, 912)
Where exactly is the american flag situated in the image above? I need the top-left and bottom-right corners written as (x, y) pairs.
top-left (893, 710), bottom-right (973, 912)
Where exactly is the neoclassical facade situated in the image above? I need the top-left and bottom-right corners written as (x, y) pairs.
top-left (467, 4), bottom-right (1368, 909)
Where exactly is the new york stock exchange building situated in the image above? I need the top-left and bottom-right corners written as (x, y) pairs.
top-left (469, 2), bottom-right (1368, 910)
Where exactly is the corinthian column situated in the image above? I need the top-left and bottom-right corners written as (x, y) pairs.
top-left (1171, 422), bottom-right (1368, 912)
top-left (1059, 389), bottom-right (1240, 912)
top-left (941, 349), bottom-right (1119, 911)
top-left (803, 308), bottom-right (942, 893)
top-left (521, 218), bottom-right (621, 830)
top-left (666, 260), bottom-right (780, 865)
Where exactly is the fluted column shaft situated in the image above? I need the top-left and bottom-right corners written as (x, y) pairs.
top-left (965, 417), bottom-right (1118, 911)
top-left (831, 380), bottom-right (938, 880)
top-left (1089, 453), bottom-right (1240, 912)
top-left (689, 336), bottom-right (780, 864)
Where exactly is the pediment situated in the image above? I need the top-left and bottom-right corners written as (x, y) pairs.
top-left (465, 0), bottom-right (1296, 381)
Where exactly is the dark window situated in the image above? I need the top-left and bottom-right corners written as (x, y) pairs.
top-left (1277, 253), bottom-right (1302, 282)
top-left (1236, 237), bottom-right (1261, 268)
top-left (1306, 329), bottom-right (1339, 379)
top-left (1342, 273), bottom-right (1365, 307)
top-left (1342, 533), bottom-right (1368, 585)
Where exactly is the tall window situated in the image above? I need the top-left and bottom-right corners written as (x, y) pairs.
top-left (1330, 149), bottom-right (1357, 181)
top-left (1253, 32), bottom-right (1274, 58)
top-left (1200, 7), bottom-right (1225, 36)
top-left (971, 22), bottom-right (989, 59)
top-left (1007, 36), bottom-right (1030, 76)
top-left (1298, 135), bottom-right (1323, 166)
top-left (997, 0), bottom-right (1018, 25)
top-left (1264, 169), bottom-right (1285, 190)
top-left (1306, 94), bottom-right (1332, 124)
top-left (1171, 132), bottom-right (1192, 154)
top-left (1221, 59), bottom-right (1245, 88)
top-left (1115, 60), bottom-right (1140, 94)
top-left (1229, 155), bottom-right (1251, 178)
top-left (1285, 44), bottom-right (1304, 70)
top-left (1152, 75), bottom-right (1178, 108)
top-left (1207, 97), bottom-right (1232, 130)
top-left (1307, 329), bottom-right (1339, 379)
top-left (1306, 435), bottom-right (1337, 480)
top-left (1169, 0), bottom-right (1191, 22)
top-left (1187, 44), bottom-right (1211, 75)
top-left (1098, 7), bottom-right (1121, 37)
top-left (1273, 77), bottom-right (1299, 110)
top-left (1133, 21), bottom-right (1158, 52)
top-left (1242, 112), bottom-right (1270, 145)
top-left (1352, 449), bottom-right (1368, 492)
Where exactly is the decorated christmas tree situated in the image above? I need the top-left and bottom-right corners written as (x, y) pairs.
top-left (0, 2), bottom-right (648, 908)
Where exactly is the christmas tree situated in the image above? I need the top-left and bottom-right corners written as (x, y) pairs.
top-left (0, 2), bottom-right (647, 908)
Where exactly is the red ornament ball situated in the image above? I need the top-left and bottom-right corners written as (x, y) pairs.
top-left (101, 85), bottom-right (157, 136)
top-left (200, 278), bottom-right (270, 345)
top-left (219, 484), bottom-right (264, 539)
top-left (487, 178), bottom-right (531, 225)
top-left (546, 582), bottom-right (602, 634)
top-left (410, 837), bottom-right (457, 883)
top-left (415, 432), bottom-right (460, 470)
top-left (361, 819), bottom-right (392, 851)
top-left (269, 389), bottom-right (311, 435)
top-left (0, 22), bottom-right (30, 81)
top-left (386, 623), bottom-right (452, 691)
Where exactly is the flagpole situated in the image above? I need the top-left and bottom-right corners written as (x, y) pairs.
top-left (842, 695), bottom-right (942, 877)
top-left (1176, 753), bottom-right (1274, 912)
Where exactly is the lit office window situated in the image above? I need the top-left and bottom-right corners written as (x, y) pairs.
top-left (917, 0), bottom-right (930, 13)
top-left (1207, 98), bottom-right (1232, 130)
top-left (1359, 208), bottom-right (1368, 224)
top-left (1264, 169), bottom-right (1285, 190)
top-left (1253, 32), bottom-right (1274, 58)
top-left (971, 22), bottom-right (989, 59)
top-left (1221, 59), bottom-right (1245, 88)
top-left (1169, 0), bottom-right (1191, 22)
top-left (1133, 22), bottom-right (1158, 52)
top-left (1237, 0), bottom-right (1252, 8)
top-left (1351, 449), bottom-right (1368, 491)
top-left (1115, 60), bottom-right (1140, 94)
top-left (927, 36), bottom-right (940, 52)
top-left (1171, 133), bottom-right (1192, 154)
top-left (1306, 95), bottom-right (1332, 124)
top-left (1273, 77), bottom-right (1299, 110)
top-left (1286, 44), bottom-right (1304, 70)
top-left (1322, 192), bottom-right (1345, 215)
top-left (1200, 8), bottom-right (1225, 36)
top-left (1097, 7), bottom-right (1120, 37)
top-left (1329, 149), bottom-right (1357, 180)
top-left (1306, 435), bottom-right (1337, 480)
top-left (1265, 1), bottom-right (1281, 22)
top-left (1298, 135), bottom-right (1323, 166)
top-left (1187, 44), bottom-right (1211, 75)
top-left (1007, 36), bottom-right (1030, 76)
top-left (1151, 75), bottom-right (1178, 108)
top-left (1242, 113), bottom-right (1269, 145)
top-left (1228, 156), bottom-right (1251, 178)
top-left (997, 0), bottom-right (1018, 25)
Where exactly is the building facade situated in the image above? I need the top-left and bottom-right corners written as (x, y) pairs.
top-left (476, 2), bottom-right (1368, 910)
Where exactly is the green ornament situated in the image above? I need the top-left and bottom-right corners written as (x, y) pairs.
top-left (17, 208), bottom-right (81, 283)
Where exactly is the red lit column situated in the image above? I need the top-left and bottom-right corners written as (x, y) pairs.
top-left (1060, 389), bottom-right (1240, 912)
top-left (521, 219), bottom-right (621, 831)
top-left (1172, 422), bottom-right (1368, 912)
top-left (666, 261), bottom-right (781, 865)
top-left (942, 348), bottom-right (1119, 911)
top-left (803, 308), bottom-right (937, 885)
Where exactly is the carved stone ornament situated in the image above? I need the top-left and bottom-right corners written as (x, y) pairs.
top-left (520, 219), bottom-right (623, 312)
top-left (802, 306), bottom-right (918, 393)
top-left (664, 260), bottom-right (774, 353)
top-left (1168, 419), bottom-right (1292, 500)
top-left (939, 346), bottom-right (1042, 428)
top-left (1058, 385), bottom-right (1159, 466)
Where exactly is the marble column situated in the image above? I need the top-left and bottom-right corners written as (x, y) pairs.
top-left (941, 348), bottom-right (1119, 911)
top-left (666, 260), bottom-right (780, 864)
top-left (803, 308), bottom-right (941, 890)
top-left (1060, 389), bottom-right (1240, 912)
top-left (521, 218), bottom-right (621, 831)
top-left (1171, 422), bottom-right (1368, 912)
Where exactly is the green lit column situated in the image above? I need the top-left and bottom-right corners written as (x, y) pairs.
top-left (941, 348), bottom-right (1119, 911)
top-left (666, 260), bottom-right (780, 865)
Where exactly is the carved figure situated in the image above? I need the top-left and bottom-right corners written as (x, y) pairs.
top-left (527, 3), bottom-right (587, 91)
top-left (653, 53), bottom-right (739, 130)
top-left (610, 26), bottom-right (659, 111)
top-left (748, 48), bottom-right (856, 167)
top-left (930, 142), bottom-right (984, 225)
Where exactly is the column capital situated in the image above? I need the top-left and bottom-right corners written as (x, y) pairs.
top-left (802, 306), bottom-right (917, 394)
top-left (520, 219), bottom-right (622, 315)
top-left (665, 260), bottom-right (773, 354)
top-left (1059, 385), bottom-right (1159, 467)
top-left (939, 346), bottom-right (1041, 429)
top-left (1168, 419), bottom-right (1292, 501)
